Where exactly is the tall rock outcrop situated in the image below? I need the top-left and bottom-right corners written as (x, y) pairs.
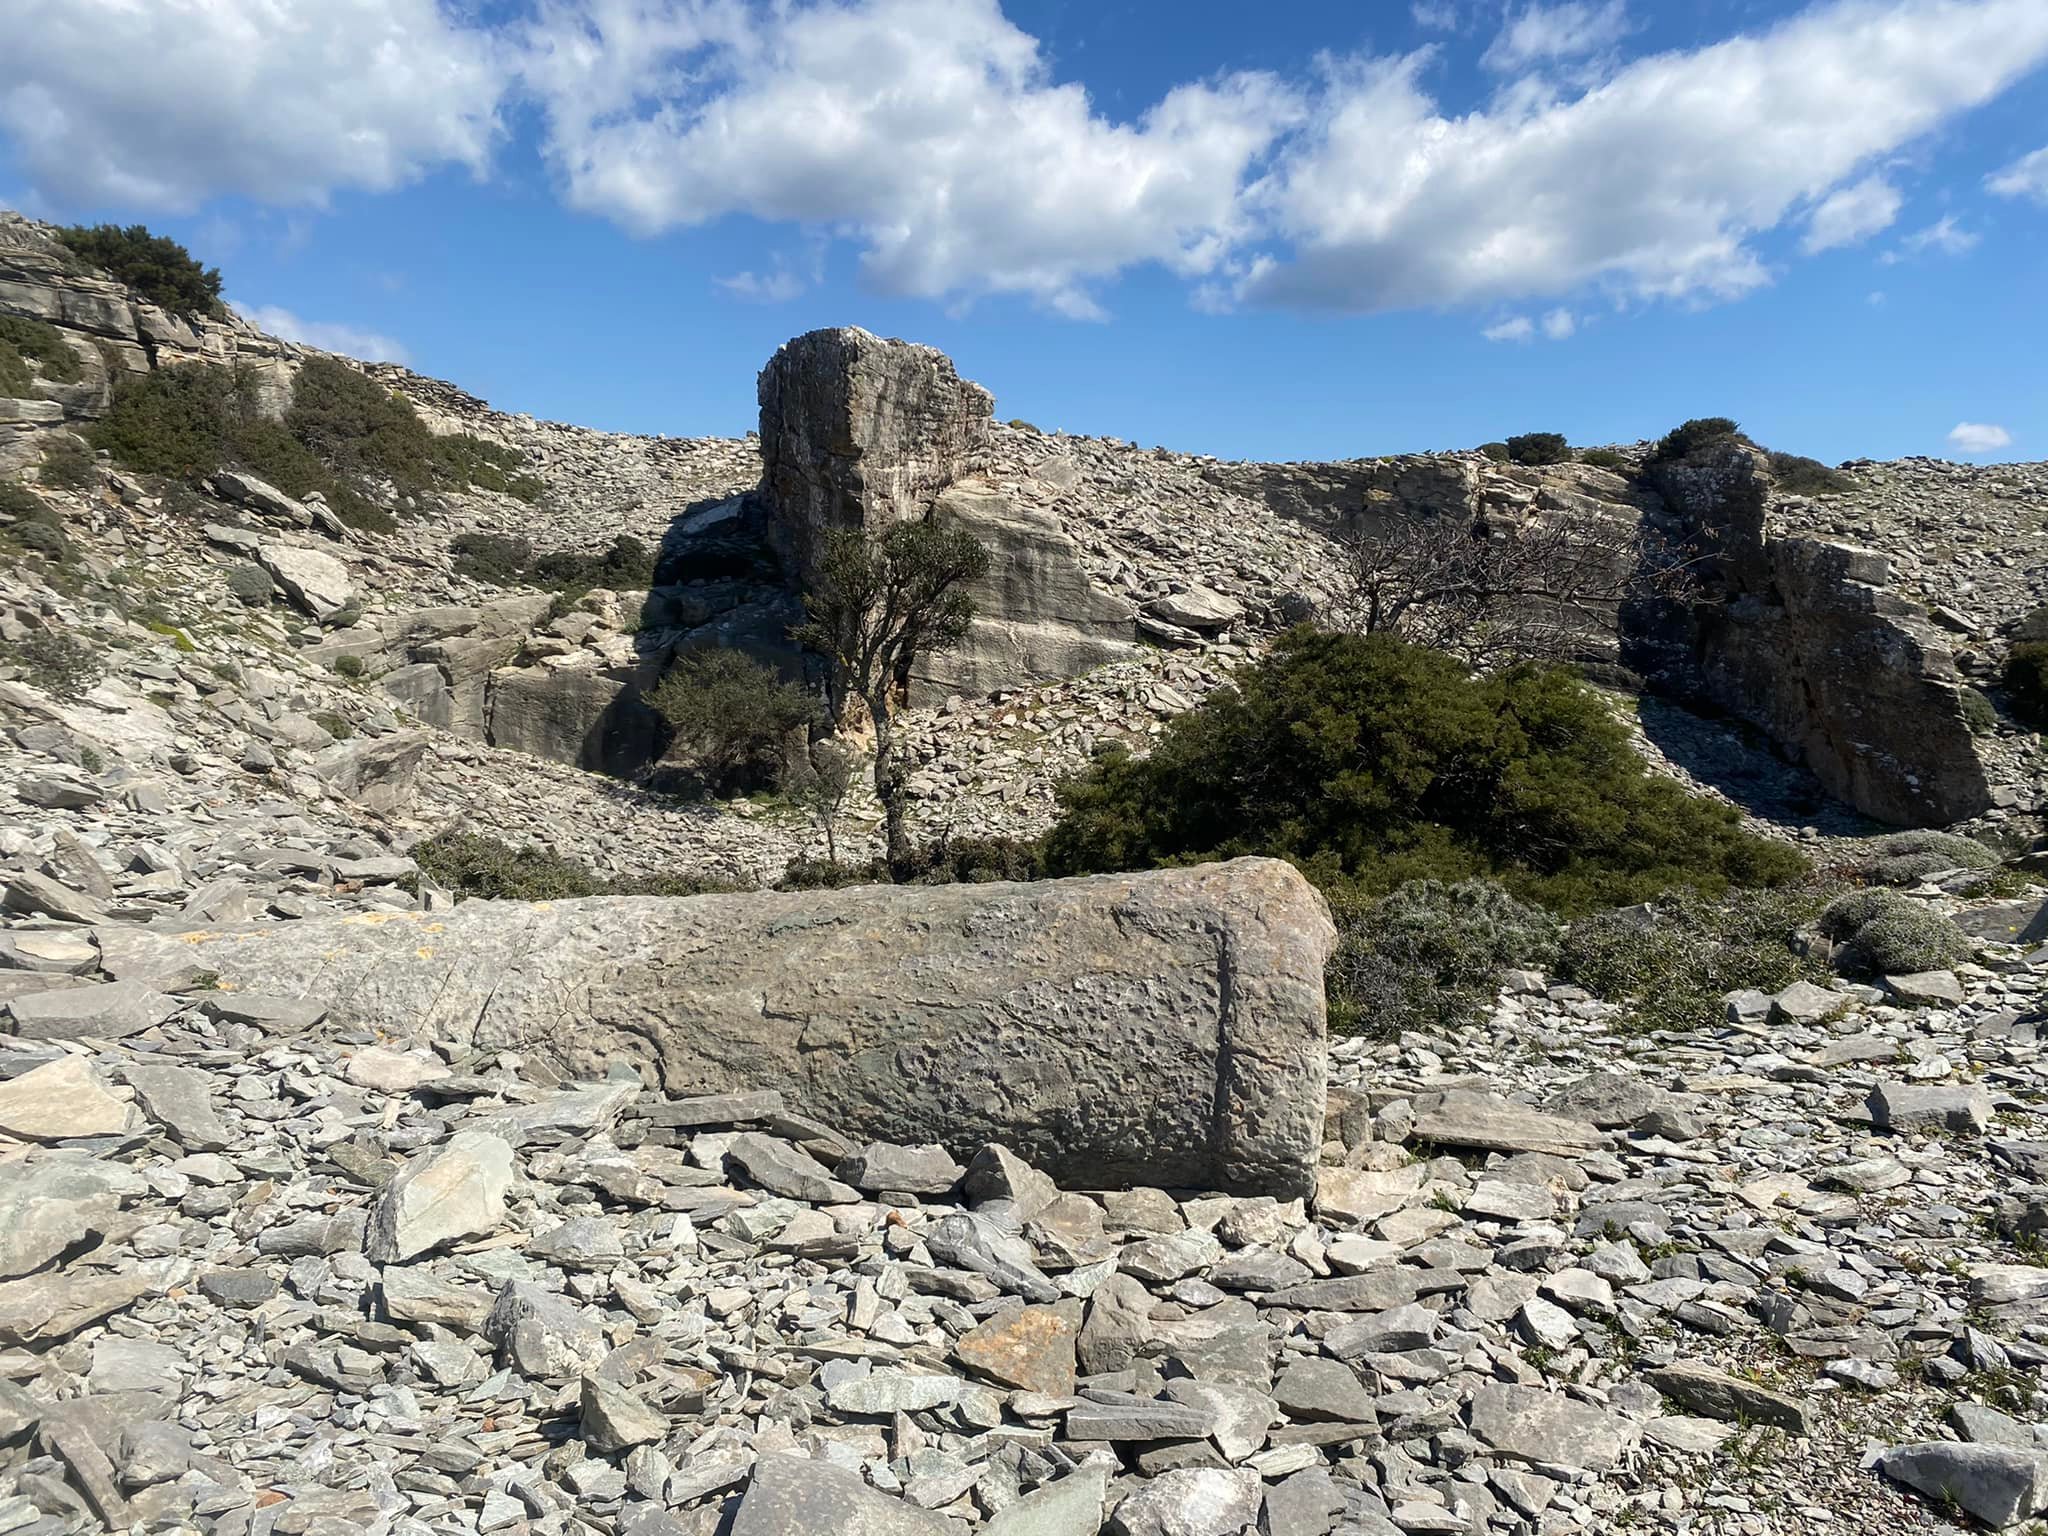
top-left (747, 327), bottom-right (1140, 702)
top-left (1632, 441), bottom-right (1991, 826)
top-left (756, 326), bottom-right (993, 588)
top-left (93, 858), bottom-right (1336, 1198)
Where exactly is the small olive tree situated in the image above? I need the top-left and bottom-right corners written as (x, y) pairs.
top-left (792, 519), bottom-right (991, 870)
top-left (648, 647), bottom-right (816, 798)
top-left (787, 737), bottom-right (860, 863)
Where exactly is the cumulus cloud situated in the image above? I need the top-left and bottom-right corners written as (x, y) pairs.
top-left (1482, 2), bottom-right (1633, 73)
top-left (1540, 306), bottom-right (1577, 339)
top-left (2, 0), bottom-right (2044, 324)
top-left (1483, 315), bottom-right (1536, 341)
top-left (1989, 144), bottom-right (2048, 203)
top-left (234, 304), bottom-right (410, 364)
top-left (1240, 0), bottom-right (2048, 313)
top-left (1884, 214), bottom-right (1980, 260)
top-left (1948, 421), bottom-right (2014, 454)
top-left (519, 0), bottom-right (1302, 318)
top-left (0, 0), bottom-right (506, 211)
top-left (1801, 175), bottom-right (1902, 252)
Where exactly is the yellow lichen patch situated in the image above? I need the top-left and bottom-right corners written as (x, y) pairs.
top-left (416, 947), bottom-right (435, 960)
top-left (174, 932), bottom-right (221, 945)
top-left (340, 911), bottom-right (428, 927)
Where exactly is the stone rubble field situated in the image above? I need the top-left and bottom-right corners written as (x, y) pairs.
top-left (5, 840), bottom-right (2048, 1533)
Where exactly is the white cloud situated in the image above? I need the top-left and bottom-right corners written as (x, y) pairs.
top-left (1483, 315), bottom-right (1536, 341)
top-left (520, 0), bottom-right (1303, 318)
top-left (1801, 175), bottom-right (1902, 252)
top-left (233, 303), bottom-right (409, 364)
top-left (1242, 0), bottom-right (2048, 313)
top-left (2, 0), bottom-right (2044, 326)
top-left (717, 267), bottom-right (807, 303)
top-left (1988, 144), bottom-right (2048, 203)
top-left (1884, 213), bottom-right (1980, 260)
top-left (1482, 2), bottom-right (1633, 73)
top-left (1540, 306), bottom-right (1576, 338)
top-left (1948, 421), bottom-right (2013, 454)
top-left (0, 0), bottom-right (506, 211)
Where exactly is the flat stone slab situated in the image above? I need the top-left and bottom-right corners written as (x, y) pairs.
top-left (89, 860), bottom-right (1334, 1197)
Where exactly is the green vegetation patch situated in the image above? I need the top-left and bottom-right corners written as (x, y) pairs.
top-left (1328, 878), bottom-right (1559, 1038)
top-left (1819, 889), bottom-right (1971, 974)
top-left (1558, 886), bottom-right (1832, 1032)
top-left (648, 648), bottom-right (816, 798)
top-left (414, 830), bottom-right (742, 902)
top-left (90, 355), bottom-right (543, 535)
top-left (1041, 627), bottom-right (1807, 915)
top-left (0, 315), bottom-right (85, 397)
top-left (55, 223), bottom-right (225, 317)
top-left (0, 630), bottom-right (104, 700)
top-left (449, 531), bottom-right (654, 595)
top-left (1504, 432), bottom-right (1570, 467)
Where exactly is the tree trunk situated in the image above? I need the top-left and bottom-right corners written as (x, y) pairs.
top-left (869, 695), bottom-right (912, 874)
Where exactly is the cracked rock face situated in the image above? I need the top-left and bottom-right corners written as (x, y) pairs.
top-left (756, 325), bottom-right (994, 589)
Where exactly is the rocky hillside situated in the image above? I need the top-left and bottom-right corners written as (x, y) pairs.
top-left (8, 213), bottom-right (2048, 1536)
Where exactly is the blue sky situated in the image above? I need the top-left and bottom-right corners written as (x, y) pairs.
top-left (2, 0), bottom-right (2044, 464)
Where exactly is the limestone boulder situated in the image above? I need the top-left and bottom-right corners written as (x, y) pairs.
top-left (256, 543), bottom-right (354, 622)
top-left (90, 859), bottom-right (1336, 1197)
top-left (757, 326), bottom-right (992, 588)
top-left (911, 480), bottom-right (1139, 702)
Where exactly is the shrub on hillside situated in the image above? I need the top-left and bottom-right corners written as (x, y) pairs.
top-left (0, 483), bottom-right (77, 564)
top-left (1820, 888), bottom-right (1971, 974)
top-left (0, 631), bottom-right (103, 700)
top-left (0, 315), bottom-right (84, 396)
top-left (414, 830), bottom-right (603, 901)
top-left (1041, 627), bottom-right (1808, 913)
top-left (1962, 687), bottom-right (1998, 737)
top-left (225, 563), bottom-right (275, 604)
top-left (1847, 829), bottom-right (1997, 886)
top-left (38, 435), bottom-right (96, 490)
top-left (1477, 442), bottom-right (1511, 462)
top-left (1765, 451), bottom-right (1854, 496)
top-left (1327, 878), bottom-right (1558, 1037)
top-left (530, 535), bottom-right (654, 595)
top-left (89, 355), bottom-right (540, 535)
top-left (1577, 448), bottom-right (1628, 470)
top-left (1505, 432), bottom-right (1570, 467)
top-left (0, 480), bottom-right (44, 521)
top-left (56, 224), bottom-right (224, 317)
top-left (780, 835), bottom-right (1045, 891)
top-left (450, 532), bottom-right (534, 585)
top-left (2007, 641), bottom-right (2048, 730)
top-left (649, 648), bottom-right (816, 797)
top-left (1649, 416), bottom-right (1742, 462)
top-left (1558, 886), bottom-right (1829, 1031)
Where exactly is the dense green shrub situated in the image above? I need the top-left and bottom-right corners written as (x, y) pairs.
top-left (225, 563), bottom-right (275, 603)
top-left (333, 654), bottom-right (366, 679)
top-left (1041, 628), bottom-right (1807, 913)
top-left (0, 480), bottom-right (43, 521)
top-left (1505, 432), bottom-right (1570, 467)
top-left (0, 315), bottom-right (84, 396)
top-left (1649, 417), bottom-right (1743, 462)
top-left (1577, 448), bottom-right (1628, 470)
top-left (2007, 642), bottom-right (2048, 730)
top-left (1558, 887), bottom-right (1829, 1031)
top-left (0, 483), bottom-right (76, 564)
top-left (0, 631), bottom-right (103, 699)
top-left (414, 830), bottom-right (743, 902)
top-left (38, 435), bottom-right (96, 490)
top-left (414, 830), bottom-right (603, 901)
top-left (55, 224), bottom-right (224, 317)
top-left (89, 355), bottom-right (539, 535)
top-left (649, 649), bottom-right (816, 797)
top-left (529, 535), bottom-right (654, 595)
top-left (1328, 878), bottom-right (1558, 1037)
top-left (1847, 829), bottom-right (1998, 886)
top-left (1765, 451), bottom-right (1854, 495)
top-left (1478, 442), bottom-right (1511, 462)
top-left (780, 835), bottom-right (1044, 891)
top-left (2013, 606), bottom-right (2048, 644)
top-left (1820, 888), bottom-right (1971, 973)
top-left (450, 532), bottom-right (534, 584)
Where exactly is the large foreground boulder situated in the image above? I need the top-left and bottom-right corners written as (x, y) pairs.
top-left (96, 859), bottom-right (1334, 1197)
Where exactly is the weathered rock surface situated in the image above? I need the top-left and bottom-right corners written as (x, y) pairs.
top-left (89, 858), bottom-right (1335, 1195)
top-left (757, 325), bottom-right (992, 589)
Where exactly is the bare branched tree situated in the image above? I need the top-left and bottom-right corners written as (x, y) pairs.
top-left (1339, 506), bottom-right (1697, 668)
